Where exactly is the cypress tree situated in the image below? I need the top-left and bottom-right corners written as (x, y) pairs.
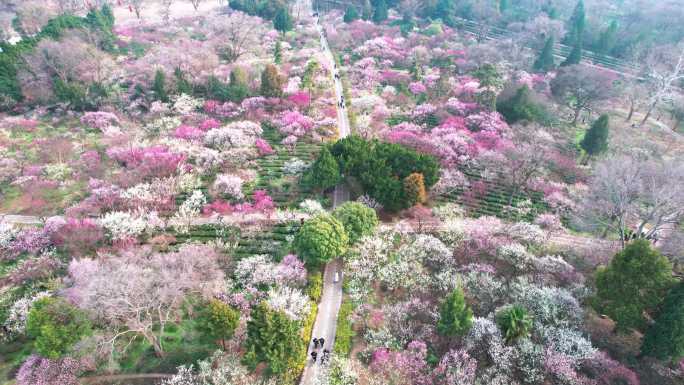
top-left (361, 0), bottom-right (373, 20)
top-left (273, 7), bottom-right (293, 32)
top-left (581, 114), bottom-right (610, 157)
top-left (533, 36), bottom-right (556, 72)
top-left (274, 40), bottom-right (282, 64)
top-left (564, 0), bottom-right (585, 45)
top-left (260, 64), bottom-right (284, 97)
top-left (372, 0), bottom-right (388, 23)
top-left (306, 147), bottom-right (341, 191)
top-left (343, 6), bottom-right (359, 23)
top-left (152, 69), bottom-right (168, 102)
top-left (561, 38), bottom-right (582, 66)
top-left (597, 20), bottom-right (618, 56)
top-left (437, 287), bottom-right (473, 337)
top-left (642, 282), bottom-right (684, 362)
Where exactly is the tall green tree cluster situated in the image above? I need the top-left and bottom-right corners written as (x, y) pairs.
top-left (642, 281), bottom-right (684, 362)
top-left (561, 1), bottom-right (585, 66)
top-left (533, 36), bottom-right (556, 73)
top-left (437, 287), bottom-right (473, 337)
top-left (580, 114), bottom-right (610, 158)
top-left (244, 302), bottom-right (305, 376)
top-left (27, 297), bottom-right (91, 359)
top-left (594, 240), bottom-right (675, 332)
top-left (294, 214), bottom-right (349, 266)
top-left (318, 136), bottom-right (440, 211)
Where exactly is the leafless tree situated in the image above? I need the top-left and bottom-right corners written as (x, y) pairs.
top-left (640, 45), bottom-right (684, 126)
top-left (500, 124), bottom-right (552, 206)
top-left (160, 0), bottom-right (173, 21)
top-left (67, 244), bottom-right (225, 358)
top-left (189, 0), bottom-right (204, 11)
top-left (578, 155), bottom-right (684, 248)
top-left (550, 64), bottom-right (617, 125)
top-left (211, 12), bottom-right (259, 64)
top-left (127, 0), bottom-right (145, 19)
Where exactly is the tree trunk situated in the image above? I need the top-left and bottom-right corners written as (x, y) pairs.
top-left (640, 101), bottom-right (657, 127)
top-left (626, 101), bottom-right (635, 121)
top-left (572, 107), bottom-right (581, 125)
top-left (673, 117), bottom-right (682, 131)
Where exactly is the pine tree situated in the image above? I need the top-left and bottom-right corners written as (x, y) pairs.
top-left (344, 6), bottom-right (359, 23)
top-left (361, 0), bottom-right (373, 20)
top-left (642, 281), bottom-right (684, 362)
top-left (273, 7), bottom-right (293, 32)
top-left (437, 287), bottom-right (473, 337)
top-left (597, 20), bottom-right (618, 56)
top-left (260, 64), bottom-right (284, 97)
top-left (498, 0), bottom-right (509, 13)
top-left (533, 36), bottom-right (556, 72)
top-left (595, 239), bottom-right (675, 332)
top-left (274, 40), bottom-right (282, 64)
top-left (152, 69), bottom-right (168, 102)
top-left (560, 38), bottom-right (582, 66)
top-left (372, 0), bottom-right (388, 23)
top-left (564, 0), bottom-right (585, 45)
top-left (306, 147), bottom-right (341, 191)
top-left (581, 114), bottom-right (610, 157)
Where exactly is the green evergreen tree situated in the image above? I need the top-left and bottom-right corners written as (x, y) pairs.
top-left (597, 20), bottom-right (618, 57)
top-left (294, 214), bottom-right (349, 266)
top-left (473, 63), bottom-right (502, 110)
top-left (437, 287), bottom-right (473, 337)
top-left (435, 0), bottom-right (456, 26)
top-left (227, 67), bottom-right (250, 102)
top-left (498, 0), bottom-right (509, 13)
top-left (564, 0), bottom-right (585, 45)
top-left (332, 201), bottom-right (379, 243)
top-left (26, 297), bottom-right (91, 359)
top-left (595, 239), bottom-right (675, 332)
top-left (273, 7), bottom-right (293, 32)
top-left (152, 69), bottom-right (169, 102)
top-left (560, 38), bottom-right (582, 66)
top-left (274, 40), bottom-right (283, 64)
top-left (497, 85), bottom-right (544, 124)
top-left (361, 0), bottom-right (373, 20)
top-left (372, 0), bottom-right (388, 23)
top-left (343, 6), bottom-right (359, 23)
top-left (196, 299), bottom-right (240, 350)
top-left (580, 114), bottom-right (610, 157)
top-left (533, 36), bottom-right (556, 72)
top-left (307, 147), bottom-right (341, 190)
top-left (410, 58), bottom-right (422, 80)
top-left (244, 302), bottom-right (305, 375)
top-left (642, 281), bottom-right (684, 362)
top-left (174, 67), bottom-right (193, 94)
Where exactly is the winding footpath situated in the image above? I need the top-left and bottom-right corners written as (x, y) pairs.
top-left (299, 5), bottom-right (350, 385)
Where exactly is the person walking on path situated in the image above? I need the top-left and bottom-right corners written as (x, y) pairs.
top-left (313, 338), bottom-right (319, 349)
top-left (311, 351), bottom-right (317, 363)
top-left (319, 337), bottom-right (325, 349)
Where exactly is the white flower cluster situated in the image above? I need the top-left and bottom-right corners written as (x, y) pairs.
top-left (170, 190), bottom-right (206, 234)
top-left (204, 121), bottom-right (262, 150)
top-left (0, 221), bottom-right (17, 249)
top-left (101, 211), bottom-right (161, 240)
top-left (507, 222), bottom-right (546, 246)
top-left (144, 116), bottom-right (182, 136)
top-left (3, 291), bottom-right (51, 337)
top-left (43, 163), bottom-right (72, 181)
top-left (234, 254), bottom-right (278, 288)
top-left (213, 174), bottom-right (244, 200)
top-left (282, 158), bottom-right (310, 175)
top-left (540, 325), bottom-right (596, 361)
top-left (266, 286), bottom-right (311, 321)
top-left (496, 243), bottom-right (534, 270)
top-left (172, 93), bottom-right (204, 115)
top-left (313, 356), bottom-right (358, 385)
top-left (356, 194), bottom-right (382, 210)
top-left (299, 199), bottom-right (325, 215)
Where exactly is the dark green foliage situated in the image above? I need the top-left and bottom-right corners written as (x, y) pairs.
top-left (496, 305), bottom-right (533, 343)
top-left (372, 0), bottom-right (388, 23)
top-left (332, 201), bottom-right (379, 243)
top-left (564, 0), bottom-right (585, 45)
top-left (196, 299), bottom-right (240, 350)
top-left (344, 6), bottom-right (359, 23)
top-left (496, 85), bottom-right (546, 124)
top-left (273, 7), bottom-right (293, 32)
top-left (153, 69), bottom-right (169, 102)
top-left (597, 20), bottom-right (618, 56)
top-left (305, 147), bottom-right (341, 191)
top-left (361, 0), bottom-right (373, 20)
top-left (580, 114), bottom-right (609, 156)
top-left (174, 68), bottom-right (193, 95)
top-left (205, 74), bottom-right (250, 103)
top-left (473, 64), bottom-right (502, 110)
top-left (26, 297), bottom-right (91, 359)
top-left (437, 287), bottom-right (473, 337)
top-left (53, 78), bottom-right (88, 110)
top-left (533, 36), bottom-right (556, 73)
top-left (594, 240), bottom-right (675, 332)
top-left (326, 136), bottom-right (440, 211)
top-left (274, 40), bottom-right (283, 64)
top-left (561, 39), bottom-right (582, 66)
top-left (294, 214), bottom-right (349, 267)
top-left (642, 281), bottom-right (684, 362)
top-left (244, 302), bottom-right (305, 375)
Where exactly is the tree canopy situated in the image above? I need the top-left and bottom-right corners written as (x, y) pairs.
top-left (294, 214), bottom-right (349, 266)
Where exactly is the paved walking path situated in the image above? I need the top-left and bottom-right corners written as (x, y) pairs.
top-left (300, 2), bottom-right (350, 383)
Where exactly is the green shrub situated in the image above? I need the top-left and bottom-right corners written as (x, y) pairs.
top-left (334, 300), bottom-right (355, 356)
